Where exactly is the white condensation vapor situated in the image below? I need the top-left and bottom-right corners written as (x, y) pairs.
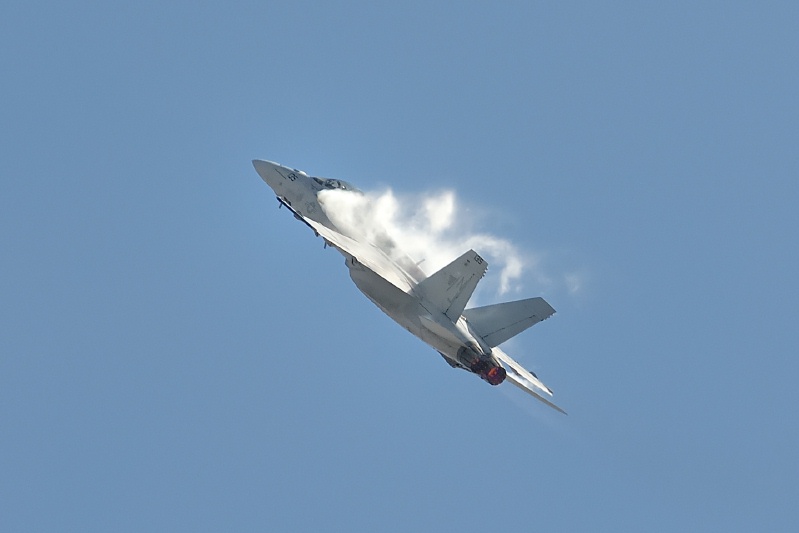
top-left (317, 187), bottom-right (547, 299)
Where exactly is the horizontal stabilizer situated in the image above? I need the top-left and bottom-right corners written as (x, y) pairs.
top-left (493, 347), bottom-right (566, 414)
top-left (463, 297), bottom-right (555, 347)
top-left (416, 250), bottom-right (487, 321)
top-left (505, 373), bottom-right (567, 414)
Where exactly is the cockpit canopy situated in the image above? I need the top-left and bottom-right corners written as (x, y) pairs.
top-left (312, 177), bottom-right (362, 194)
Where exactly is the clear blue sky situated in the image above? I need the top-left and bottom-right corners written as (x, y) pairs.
top-left (2, 2), bottom-right (798, 531)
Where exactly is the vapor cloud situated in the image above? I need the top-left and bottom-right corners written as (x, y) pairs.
top-left (317, 187), bottom-right (546, 299)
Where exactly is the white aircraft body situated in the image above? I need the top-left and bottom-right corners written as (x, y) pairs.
top-left (253, 159), bottom-right (565, 414)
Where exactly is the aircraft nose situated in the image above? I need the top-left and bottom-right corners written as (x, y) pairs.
top-left (252, 159), bottom-right (282, 191)
top-left (252, 159), bottom-right (272, 176)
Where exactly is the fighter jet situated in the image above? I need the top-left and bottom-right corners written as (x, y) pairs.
top-left (253, 159), bottom-right (565, 414)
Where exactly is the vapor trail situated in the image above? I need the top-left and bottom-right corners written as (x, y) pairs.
top-left (317, 187), bottom-right (544, 300)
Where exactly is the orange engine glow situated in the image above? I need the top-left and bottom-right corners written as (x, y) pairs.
top-left (484, 365), bottom-right (507, 386)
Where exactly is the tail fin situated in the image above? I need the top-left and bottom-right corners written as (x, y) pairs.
top-left (463, 297), bottom-right (555, 347)
top-left (416, 250), bottom-right (487, 321)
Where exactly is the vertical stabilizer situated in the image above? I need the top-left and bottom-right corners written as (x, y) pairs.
top-left (416, 250), bottom-right (487, 321)
top-left (463, 297), bottom-right (555, 347)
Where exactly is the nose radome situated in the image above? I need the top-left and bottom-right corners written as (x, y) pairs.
top-left (252, 158), bottom-right (275, 175)
top-left (252, 159), bottom-right (282, 190)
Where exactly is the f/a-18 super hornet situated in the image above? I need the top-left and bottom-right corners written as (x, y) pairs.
top-left (253, 159), bottom-right (565, 413)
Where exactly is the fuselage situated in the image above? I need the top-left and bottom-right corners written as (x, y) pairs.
top-left (253, 159), bottom-right (506, 384)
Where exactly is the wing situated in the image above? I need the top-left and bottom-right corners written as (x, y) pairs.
top-left (300, 214), bottom-right (417, 293)
top-left (493, 347), bottom-right (566, 414)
